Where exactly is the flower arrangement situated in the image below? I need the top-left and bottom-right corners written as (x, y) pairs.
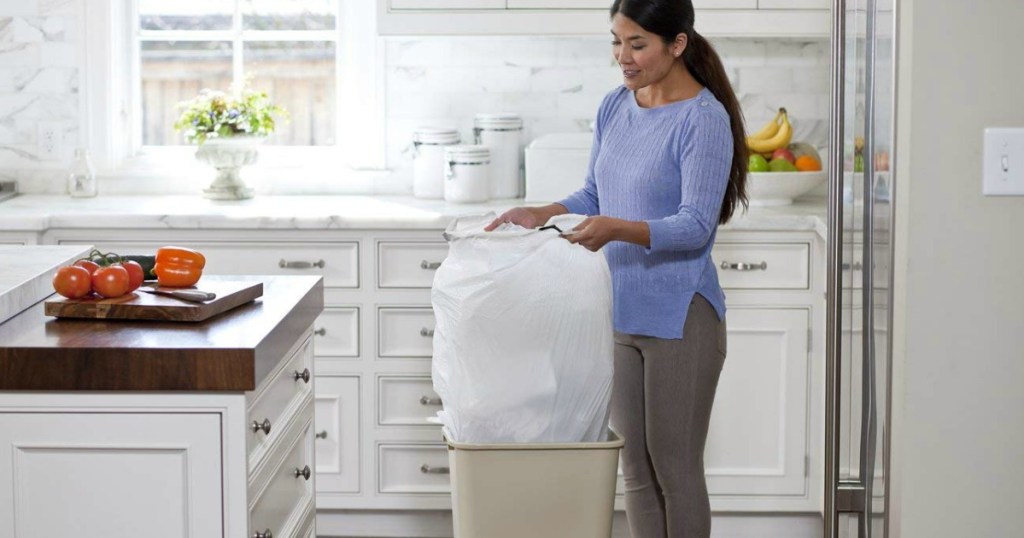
top-left (173, 86), bottom-right (287, 145)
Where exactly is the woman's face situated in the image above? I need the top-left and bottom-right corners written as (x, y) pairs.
top-left (610, 13), bottom-right (684, 91)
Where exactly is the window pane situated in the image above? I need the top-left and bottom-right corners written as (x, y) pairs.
top-left (141, 41), bottom-right (233, 145)
top-left (243, 41), bottom-right (336, 146)
top-left (242, 0), bottom-right (337, 31)
top-left (139, 0), bottom-right (234, 31)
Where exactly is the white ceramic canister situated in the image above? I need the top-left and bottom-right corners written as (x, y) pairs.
top-left (444, 145), bottom-right (491, 203)
top-left (474, 113), bottom-right (523, 199)
top-left (411, 127), bottom-right (461, 199)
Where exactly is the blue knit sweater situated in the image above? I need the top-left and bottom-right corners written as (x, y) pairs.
top-left (558, 85), bottom-right (732, 339)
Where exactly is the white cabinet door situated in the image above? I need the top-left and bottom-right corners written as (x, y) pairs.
top-left (705, 307), bottom-right (810, 497)
top-left (390, 0), bottom-right (504, 9)
top-left (315, 376), bottom-right (361, 493)
top-left (0, 413), bottom-right (223, 538)
top-left (758, 0), bottom-right (830, 8)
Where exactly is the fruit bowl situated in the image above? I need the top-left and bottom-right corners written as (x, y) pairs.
top-left (746, 171), bottom-right (826, 206)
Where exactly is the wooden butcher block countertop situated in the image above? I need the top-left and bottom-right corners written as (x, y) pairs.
top-left (0, 275), bottom-right (323, 392)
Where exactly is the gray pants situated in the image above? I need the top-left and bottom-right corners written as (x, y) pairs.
top-left (611, 294), bottom-right (727, 538)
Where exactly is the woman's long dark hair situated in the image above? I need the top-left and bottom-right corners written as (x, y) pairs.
top-left (611, 0), bottom-right (748, 224)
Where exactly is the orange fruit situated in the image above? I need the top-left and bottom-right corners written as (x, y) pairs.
top-left (795, 155), bottom-right (822, 172)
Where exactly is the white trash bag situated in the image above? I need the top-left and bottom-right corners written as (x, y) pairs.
top-left (431, 213), bottom-right (614, 444)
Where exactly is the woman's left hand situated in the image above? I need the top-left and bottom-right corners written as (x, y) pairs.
top-left (565, 216), bottom-right (623, 252)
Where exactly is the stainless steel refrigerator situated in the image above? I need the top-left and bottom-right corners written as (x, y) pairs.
top-left (825, 0), bottom-right (897, 536)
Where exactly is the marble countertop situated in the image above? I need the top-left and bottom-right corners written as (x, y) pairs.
top-left (0, 195), bottom-right (827, 237)
top-left (0, 245), bottom-right (93, 325)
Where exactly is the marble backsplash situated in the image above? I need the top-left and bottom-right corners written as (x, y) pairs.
top-left (384, 36), bottom-right (830, 184)
top-left (0, 0), bottom-right (829, 195)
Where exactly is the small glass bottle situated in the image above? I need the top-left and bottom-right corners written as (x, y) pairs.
top-left (67, 148), bottom-right (97, 198)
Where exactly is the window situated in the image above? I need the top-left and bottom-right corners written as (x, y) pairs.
top-left (136, 0), bottom-right (338, 147)
top-left (83, 0), bottom-right (383, 176)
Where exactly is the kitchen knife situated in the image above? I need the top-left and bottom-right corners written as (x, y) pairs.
top-left (139, 287), bottom-right (217, 303)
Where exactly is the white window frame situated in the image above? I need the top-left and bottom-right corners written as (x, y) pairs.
top-left (82, 0), bottom-right (386, 181)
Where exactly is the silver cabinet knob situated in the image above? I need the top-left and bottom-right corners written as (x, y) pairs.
top-left (420, 464), bottom-right (450, 474)
top-left (421, 260), bottom-right (442, 270)
top-left (420, 327), bottom-right (434, 337)
top-left (279, 259), bottom-right (325, 269)
top-left (293, 368), bottom-right (311, 384)
top-left (253, 529), bottom-right (273, 538)
top-left (294, 465), bottom-right (312, 481)
top-left (315, 430), bottom-right (328, 440)
top-left (420, 395), bottom-right (442, 406)
top-left (314, 327), bottom-right (327, 336)
top-left (720, 261), bottom-right (768, 271)
top-left (252, 418), bottom-right (271, 435)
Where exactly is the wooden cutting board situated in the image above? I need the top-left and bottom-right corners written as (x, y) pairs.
top-left (44, 280), bottom-right (264, 322)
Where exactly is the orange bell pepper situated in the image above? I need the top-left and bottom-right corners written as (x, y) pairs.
top-left (154, 246), bottom-right (206, 287)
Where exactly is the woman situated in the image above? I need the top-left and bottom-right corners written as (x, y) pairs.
top-left (486, 0), bottom-right (747, 536)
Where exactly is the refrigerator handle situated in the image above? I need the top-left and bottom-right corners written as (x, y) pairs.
top-left (824, 0), bottom-right (848, 536)
top-left (861, 0), bottom-right (881, 535)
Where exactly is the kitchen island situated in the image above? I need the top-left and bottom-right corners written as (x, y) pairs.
top-left (0, 259), bottom-right (324, 538)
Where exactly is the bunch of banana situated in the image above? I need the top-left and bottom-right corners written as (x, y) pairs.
top-left (746, 108), bottom-right (792, 155)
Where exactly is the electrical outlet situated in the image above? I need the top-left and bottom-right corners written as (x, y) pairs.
top-left (37, 122), bottom-right (61, 161)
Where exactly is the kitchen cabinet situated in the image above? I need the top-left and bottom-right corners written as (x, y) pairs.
top-left (0, 276), bottom-right (322, 538)
top-left (379, 0), bottom-right (829, 36)
top-left (0, 412), bottom-right (224, 537)
top-left (44, 225), bottom-right (824, 519)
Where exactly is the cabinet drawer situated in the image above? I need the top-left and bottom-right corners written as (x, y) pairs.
top-left (378, 443), bottom-right (451, 494)
top-left (314, 307), bottom-right (360, 358)
top-left (250, 422), bottom-right (314, 538)
top-left (57, 240), bottom-right (359, 288)
top-left (248, 335), bottom-right (314, 460)
top-left (377, 241), bottom-right (448, 289)
top-left (378, 375), bottom-right (442, 426)
top-left (378, 307), bottom-right (435, 358)
top-left (315, 376), bottom-right (361, 494)
top-left (713, 242), bottom-right (809, 290)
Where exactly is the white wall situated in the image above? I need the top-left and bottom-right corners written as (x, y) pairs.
top-left (891, 0), bottom-right (1024, 535)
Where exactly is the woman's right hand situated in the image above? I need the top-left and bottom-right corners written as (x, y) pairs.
top-left (484, 207), bottom-right (545, 231)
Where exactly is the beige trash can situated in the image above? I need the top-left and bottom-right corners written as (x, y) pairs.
top-left (445, 429), bottom-right (624, 538)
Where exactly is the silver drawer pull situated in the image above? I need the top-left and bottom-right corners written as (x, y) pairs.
top-left (294, 465), bottom-right (312, 481)
top-left (720, 261), bottom-right (768, 271)
top-left (293, 368), bottom-right (311, 384)
top-left (421, 260), bottom-right (442, 270)
top-left (420, 464), bottom-right (450, 475)
top-left (841, 261), bottom-right (864, 271)
top-left (420, 328), bottom-right (434, 337)
top-left (315, 430), bottom-right (328, 440)
top-left (252, 418), bottom-right (272, 435)
top-left (314, 327), bottom-right (327, 336)
top-left (420, 395), bottom-right (442, 406)
top-left (279, 259), bottom-right (325, 269)
top-left (253, 529), bottom-right (273, 538)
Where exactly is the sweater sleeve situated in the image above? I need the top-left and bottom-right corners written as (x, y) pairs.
top-left (557, 90), bottom-right (617, 216)
top-left (646, 107), bottom-right (732, 253)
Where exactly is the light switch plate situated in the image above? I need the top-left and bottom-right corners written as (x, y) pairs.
top-left (983, 128), bottom-right (1024, 196)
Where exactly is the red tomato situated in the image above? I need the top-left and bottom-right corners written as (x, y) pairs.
top-left (53, 266), bottom-right (93, 299)
top-left (120, 261), bottom-right (145, 292)
top-left (74, 259), bottom-right (100, 275)
top-left (92, 265), bottom-right (130, 298)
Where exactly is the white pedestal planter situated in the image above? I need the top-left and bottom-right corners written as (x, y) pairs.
top-left (194, 137), bottom-right (265, 200)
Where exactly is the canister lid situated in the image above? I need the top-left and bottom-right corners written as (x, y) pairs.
top-left (413, 126), bottom-right (460, 145)
top-left (445, 144), bottom-right (491, 163)
top-left (474, 113), bottom-right (523, 130)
